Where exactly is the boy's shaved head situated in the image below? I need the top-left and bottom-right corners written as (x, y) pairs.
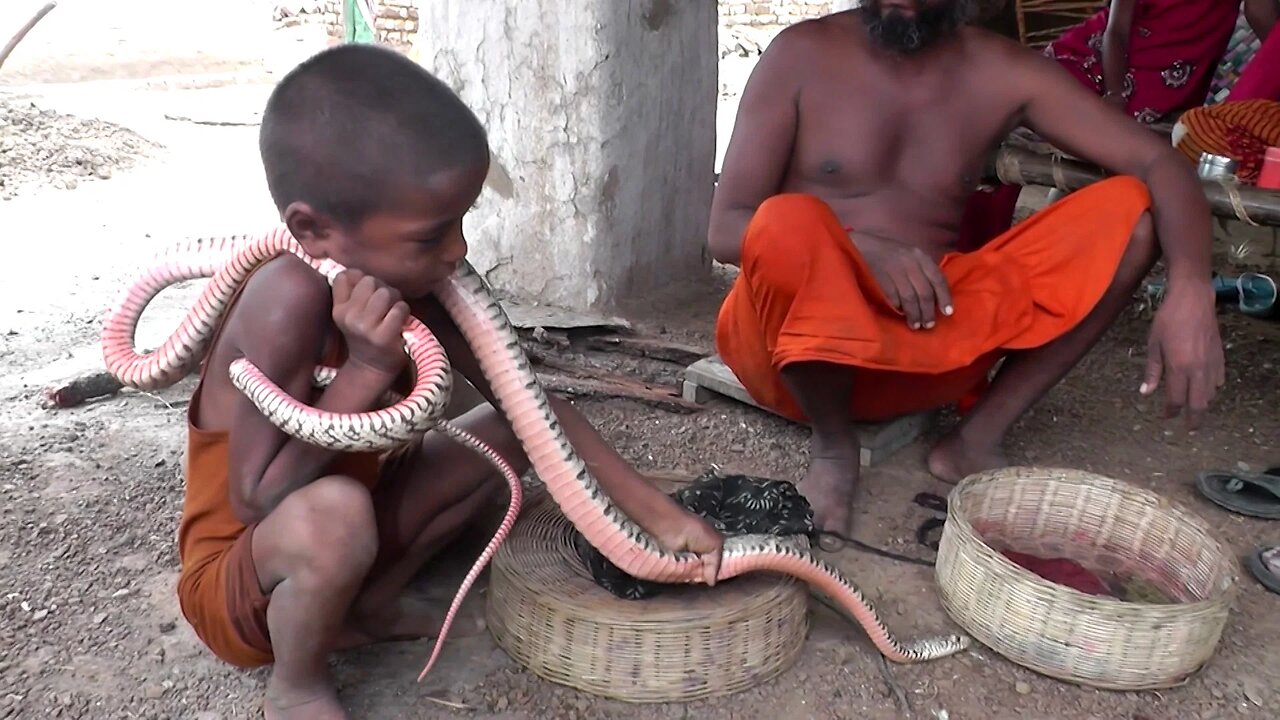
top-left (259, 43), bottom-right (489, 227)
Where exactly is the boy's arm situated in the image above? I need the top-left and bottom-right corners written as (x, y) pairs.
top-left (225, 263), bottom-right (406, 525)
top-left (412, 296), bottom-right (722, 575)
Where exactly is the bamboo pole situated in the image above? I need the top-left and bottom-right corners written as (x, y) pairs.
top-left (985, 145), bottom-right (1280, 227)
top-left (0, 2), bottom-right (57, 72)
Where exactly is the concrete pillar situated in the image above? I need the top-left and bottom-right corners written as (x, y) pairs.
top-left (414, 1), bottom-right (718, 310)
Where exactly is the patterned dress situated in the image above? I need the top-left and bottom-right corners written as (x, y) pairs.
top-left (1043, 0), bottom-right (1242, 124)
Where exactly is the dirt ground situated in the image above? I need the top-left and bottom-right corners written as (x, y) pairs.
top-left (2, 5), bottom-right (1279, 720)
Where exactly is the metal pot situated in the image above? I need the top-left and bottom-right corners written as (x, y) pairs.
top-left (1197, 153), bottom-right (1238, 180)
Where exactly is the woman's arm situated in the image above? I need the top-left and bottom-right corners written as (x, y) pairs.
top-left (1245, 0), bottom-right (1279, 41)
top-left (1100, 0), bottom-right (1139, 105)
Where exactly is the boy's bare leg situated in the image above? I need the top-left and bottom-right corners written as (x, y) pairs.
top-left (928, 212), bottom-right (1157, 483)
top-left (780, 361), bottom-right (859, 534)
top-left (346, 402), bottom-right (527, 640)
top-left (249, 475), bottom-right (380, 720)
top-left (247, 404), bottom-right (525, 719)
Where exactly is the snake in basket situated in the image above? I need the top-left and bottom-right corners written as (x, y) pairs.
top-left (100, 226), bottom-right (972, 682)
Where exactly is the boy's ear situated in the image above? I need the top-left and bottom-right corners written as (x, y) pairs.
top-left (282, 201), bottom-right (337, 259)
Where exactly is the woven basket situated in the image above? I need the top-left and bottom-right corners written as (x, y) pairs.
top-left (485, 480), bottom-right (810, 703)
top-left (936, 467), bottom-right (1238, 690)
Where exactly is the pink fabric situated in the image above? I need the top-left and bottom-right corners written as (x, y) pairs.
top-left (1228, 26), bottom-right (1280, 102)
top-left (1044, 0), bottom-right (1241, 123)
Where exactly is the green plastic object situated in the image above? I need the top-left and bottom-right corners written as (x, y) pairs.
top-left (344, 0), bottom-right (376, 43)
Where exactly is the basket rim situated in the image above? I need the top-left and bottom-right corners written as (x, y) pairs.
top-left (942, 466), bottom-right (1240, 609)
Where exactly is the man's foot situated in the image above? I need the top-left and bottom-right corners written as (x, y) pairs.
top-left (344, 596), bottom-right (486, 647)
top-left (263, 682), bottom-right (348, 720)
top-left (802, 450), bottom-right (860, 535)
top-left (927, 431), bottom-right (1009, 485)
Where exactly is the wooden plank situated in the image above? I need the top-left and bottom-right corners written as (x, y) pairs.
top-left (682, 355), bottom-right (934, 467)
top-left (986, 146), bottom-right (1280, 226)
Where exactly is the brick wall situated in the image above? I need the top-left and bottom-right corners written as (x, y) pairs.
top-left (303, 1), bottom-right (843, 41)
top-left (720, 0), bottom-right (839, 28)
top-left (314, 0), bottom-right (418, 46)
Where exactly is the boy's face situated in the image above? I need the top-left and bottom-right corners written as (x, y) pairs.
top-left (289, 161), bottom-right (488, 300)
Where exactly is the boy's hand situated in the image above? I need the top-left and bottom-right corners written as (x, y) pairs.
top-left (332, 269), bottom-right (411, 377)
top-left (646, 501), bottom-right (724, 586)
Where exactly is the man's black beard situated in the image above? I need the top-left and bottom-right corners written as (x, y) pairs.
top-left (857, 0), bottom-right (972, 54)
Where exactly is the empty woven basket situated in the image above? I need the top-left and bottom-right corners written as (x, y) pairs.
top-left (485, 482), bottom-right (810, 703)
top-left (936, 467), bottom-right (1238, 690)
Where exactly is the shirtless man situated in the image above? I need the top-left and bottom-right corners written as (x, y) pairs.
top-left (708, 0), bottom-right (1225, 534)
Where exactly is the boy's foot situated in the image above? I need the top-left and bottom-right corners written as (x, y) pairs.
top-left (927, 431), bottom-right (1009, 485)
top-left (802, 450), bottom-right (860, 535)
top-left (264, 686), bottom-right (348, 720)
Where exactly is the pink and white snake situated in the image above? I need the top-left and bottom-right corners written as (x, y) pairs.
top-left (100, 227), bottom-right (971, 683)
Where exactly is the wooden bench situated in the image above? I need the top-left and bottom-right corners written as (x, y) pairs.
top-left (681, 355), bottom-right (935, 468)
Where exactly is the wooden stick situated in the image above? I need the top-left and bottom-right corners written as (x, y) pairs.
top-left (538, 372), bottom-right (701, 414)
top-left (523, 346), bottom-right (700, 412)
top-left (45, 346), bottom-right (700, 414)
top-left (583, 335), bottom-right (709, 366)
top-left (877, 655), bottom-right (915, 719)
top-left (162, 112), bottom-right (260, 127)
top-left (0, 2), bottom-right (56, 72)
top-left (987, 146), bottom-right (1280, 226)
top-left (43, 369), bottom-right (123, 409)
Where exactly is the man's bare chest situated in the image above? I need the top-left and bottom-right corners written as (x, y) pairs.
top-left (788, 80), bottom-right (1014, 196)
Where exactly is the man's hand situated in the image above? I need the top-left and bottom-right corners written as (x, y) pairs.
top-left (646, 502), bottom-right (724, 587)
top-left (1141, 282), bottom-right (1225, 428)
top-left (854, 233), bottom-right (954, 330)
top-left (332, 269), bottom-right (411, 378)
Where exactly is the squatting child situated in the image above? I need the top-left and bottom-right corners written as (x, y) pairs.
top-left (176, 43), bottom-right (724, 720)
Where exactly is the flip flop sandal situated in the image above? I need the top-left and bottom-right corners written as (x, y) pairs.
top-left (1147, 273), bottom-right (1278, 318)
top-left (915, 516), bottom-right (945, 552)
top-left (912, 493), bottom-right (948, 551)
top-left (1247, 545), bottom-right (1280, 595)
top-left (913, 492), bottom-right (948, 514)
top-left (1196, 469), bottom-right (1280, 520)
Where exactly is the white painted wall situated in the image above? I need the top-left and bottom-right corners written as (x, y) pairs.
top-left (415, 1), bottom-right (718, 310)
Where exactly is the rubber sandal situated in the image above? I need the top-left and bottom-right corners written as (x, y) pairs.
top-left (915, 516), bottom-right (945, 552)
top-left (911, 493), bottom-right (948, 551)
top-left (1247, 545), bottom-right (1280, 595)
top-left (913, 492), bottom-right (948, 514)
top-left (1147, 272), bottom-right (1278, 318)
top-left (1195, 469), bottom-right (1280, 520)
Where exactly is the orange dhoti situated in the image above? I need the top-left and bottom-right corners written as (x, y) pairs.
top-left (715, 176), bottom-right (1152, 424)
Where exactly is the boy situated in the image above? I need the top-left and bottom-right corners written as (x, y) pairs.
top-left (177, 44), bottom-right (724, 720)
